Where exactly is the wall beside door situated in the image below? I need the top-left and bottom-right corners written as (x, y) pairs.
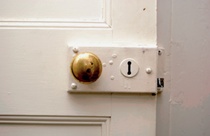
top-left (157, 0), bottom-right (210, 136)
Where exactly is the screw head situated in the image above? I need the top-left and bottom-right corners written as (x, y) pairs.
top-left (146, 68), bottom-right (152, 74)
top-left (72, 47), bottom-right (79, 53)
top-left (158, 50), bottom-right (162, 55)
top-left (102, 63), bottom-right (106, 67)
top-left (112, 54), bottom-right (117, 58)
top-left (109, 60), bottom-right (113, 65)
top-left (71, 83), bottom-right (77, 89)
top-left (110, 75), bottom-right (115, 80)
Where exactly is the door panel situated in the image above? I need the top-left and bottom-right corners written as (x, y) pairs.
top-left (0, 125), bottom-right (102, 136)
top-left (0, 0), bottom-right (103, 21)
top-left (0, 0), bottom-right (111, 28)
top-left (0, 0), bottom-right (157, 136)
top-left (0, 116), bottom-right (110, 136)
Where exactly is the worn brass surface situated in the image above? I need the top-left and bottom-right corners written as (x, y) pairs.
top-left (71, 52), bottom-right (102, 83)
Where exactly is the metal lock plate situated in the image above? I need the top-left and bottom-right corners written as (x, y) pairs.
top-left (68, 45), bottom-right (159, 93)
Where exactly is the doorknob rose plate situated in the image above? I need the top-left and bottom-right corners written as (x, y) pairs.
top-left (71, 52), bottom-right (102, 83)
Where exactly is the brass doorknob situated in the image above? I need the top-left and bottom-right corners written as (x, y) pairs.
top-left (71, 52), bottom-right (102, 83)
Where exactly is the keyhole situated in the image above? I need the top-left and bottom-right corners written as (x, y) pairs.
top-left (120, 58), bottom-right (139, 78)
top-left (127, 61), bottom-right (132, 75)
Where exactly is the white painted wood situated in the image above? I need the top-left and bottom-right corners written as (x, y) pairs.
top-left (112, 0), bottom-right (156, 44)
top-left (111, 94), bottom-right (156, 136)
top-left (0, 0), bottom-right (157, 136)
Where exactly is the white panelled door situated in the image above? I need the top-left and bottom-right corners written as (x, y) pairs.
top-left (0, 0), bottom-right (157, 136)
